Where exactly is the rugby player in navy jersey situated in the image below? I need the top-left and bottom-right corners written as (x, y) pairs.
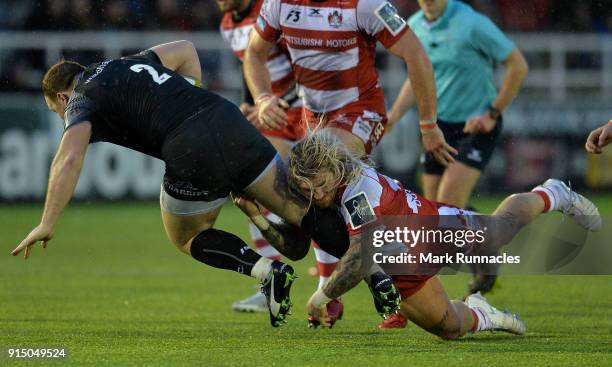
top-left (10, 40), bottom-right (350, 327)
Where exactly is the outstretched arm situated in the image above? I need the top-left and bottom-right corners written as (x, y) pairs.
top-left (150, 40), bottom-right (202, 84)
top-left (11, 123), bottom-right (91, 258)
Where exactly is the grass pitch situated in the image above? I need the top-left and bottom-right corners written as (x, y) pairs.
top-left (1, 196), bottom-right (611, 366)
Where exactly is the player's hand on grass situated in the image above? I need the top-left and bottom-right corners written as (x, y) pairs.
top-left (239, 103), bottom-right (260, 127)
top-left (255, 94), bottom-right (288, 130)
top-left (585, 122), bottom-right (612, 154)
top-left (11, 223), bottom-right (54, 259)
top-left (306, 299), bottom-right (331, 328)
top-left (464, 113), bottom-right (496, 135)
top-left (232, 193), bottom-right (262, 218)
top-left (421, 126), bottom-right (457, 167)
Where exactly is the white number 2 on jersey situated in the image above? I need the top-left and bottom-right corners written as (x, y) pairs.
top-left (130, 64), bottom-right (171, 85)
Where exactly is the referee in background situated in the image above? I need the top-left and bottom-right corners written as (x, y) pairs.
top-left (386, 0), bottom-right (528, 298)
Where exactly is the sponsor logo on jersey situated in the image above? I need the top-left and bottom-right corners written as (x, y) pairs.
top-left (467, 148), bottom-right (483, 162)
top-left (352, 116), bottom-right (373, 144)
top-left (328, 9), bottom-right (343, 28)
top-left (375, 1), bottom-right (406, 36)
top-left (404, 189), bottom-right (421, 214)
top-left (344, 192), bottom-right (376, 229)
top-left (85, 60), bottom-right (110, 84)
top-left (286, 9), bottom-right (301, 23)
top-left (309, 8), bottom-right (322, 17)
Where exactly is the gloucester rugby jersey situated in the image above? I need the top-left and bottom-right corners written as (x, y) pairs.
top-left (220, 0), bottom-right (296, 100)
top-left (256, 0), bottom-right (408, 113)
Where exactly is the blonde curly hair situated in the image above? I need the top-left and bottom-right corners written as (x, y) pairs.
top-left (288, 130), bottom-right (366, 202)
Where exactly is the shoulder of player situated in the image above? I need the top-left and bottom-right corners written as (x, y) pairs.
top-left (451, 1), bottom-right (482, 27)
top-left (341, 166), bottom-right (382, 203)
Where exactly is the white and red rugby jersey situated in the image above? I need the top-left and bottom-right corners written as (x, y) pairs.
top-left (256, 0), bottom-right (408, 113)
top-left (220, 0), bottom-right (295, 97)
top-left (339, 166), bottom-right (468, 236)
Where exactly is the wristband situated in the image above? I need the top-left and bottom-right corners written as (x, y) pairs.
top-left (309, 288), bottom-right (332, 308)
top-left (419, 118), bottom-right (438, 135)
top-left (255, 93), bottom-right (273, 106)
top-left (251, 215), bottom-right (270, 231)
top-left (488, 104), bottom-right (502, 121)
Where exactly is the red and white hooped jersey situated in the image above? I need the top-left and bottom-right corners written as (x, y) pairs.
top-left (339, 166), bottom-right (468, 236)
top-left (256, 0), bottom-right (408, 113)
top-left (220, 0), bottom-right (296, 98)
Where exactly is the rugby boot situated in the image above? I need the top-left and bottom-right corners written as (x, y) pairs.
top-left (378, 312), bottom-right (407, 329)
top-left (368, 271), bottom-right (401, 318)
top-left (533, 179), bottom-right (601, 231)
top-left (466, 292), bottom-right (526, 335)
top-left (261, 261), bottom-right (297, 327)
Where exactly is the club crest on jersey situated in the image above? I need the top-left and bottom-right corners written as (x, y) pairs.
top-left (375, 1), bottom-right (406, 36)
top-left (344, 192), bottom-right (376, 230)
top-left (328, 10), bottom-right (343, 28)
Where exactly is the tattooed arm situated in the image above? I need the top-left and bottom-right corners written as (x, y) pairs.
top-left (322, 234), bottom-right (371, 299)
top-left (233, 194), bottom-right (310, 261)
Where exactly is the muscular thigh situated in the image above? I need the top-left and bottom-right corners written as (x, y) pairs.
top-left (244, 155), bottom-right (308, 226)
top-left (161, 206), bottom-right (221, 254)
top-left (400, 276), bottom-right (461, 334)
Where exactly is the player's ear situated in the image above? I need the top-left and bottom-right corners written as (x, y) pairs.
top-left (56, 92), bottom-right (69, 104)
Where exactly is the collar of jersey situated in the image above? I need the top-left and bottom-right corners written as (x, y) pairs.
top-left (421, 0), bottom-right (456, 29)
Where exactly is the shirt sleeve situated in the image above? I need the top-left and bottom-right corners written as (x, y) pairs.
top-left (122, 49), bottom-right (163, 65)
top-left (340, 177), bottom-right (383, 236)
top-left (357, 0), bottom-right (408, 49)
top-left (470, 14), bottom-right (515, 63)
top-left (254, 0), bottom-right (282, 43)
top-left (64, 93), bottom-right (95, 132)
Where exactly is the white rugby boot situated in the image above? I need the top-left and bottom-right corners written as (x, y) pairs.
top-left (232, 290), bottom-right (268, 313)
top-left (533, 179), bottom-right (602, 231)
top-left (466, 292), bottom-right (526, 335)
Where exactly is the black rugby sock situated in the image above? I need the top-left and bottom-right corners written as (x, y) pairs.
top-left (190, 229), bottom-right (262, 276)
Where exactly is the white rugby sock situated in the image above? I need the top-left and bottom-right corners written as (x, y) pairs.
top-left (470, 307), bottom-right (493, 332)
top-left (313, 245), bottom-right (338, 290)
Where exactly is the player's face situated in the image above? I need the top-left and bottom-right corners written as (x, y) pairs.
top-left (44, 94), bottom-right (69, 121)
top-left (297, 170), bottom-right (338, 208)
top-left (215, 0), bottom-right (246, 12)
top-left (417, 0), bottom-right (448, 20)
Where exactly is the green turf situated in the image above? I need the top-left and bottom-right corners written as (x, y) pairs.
top-left (1, 196), bottom-right (611, 366)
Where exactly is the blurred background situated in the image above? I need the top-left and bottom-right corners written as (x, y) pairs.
top-left (0, 0), bottom-right (611, 202)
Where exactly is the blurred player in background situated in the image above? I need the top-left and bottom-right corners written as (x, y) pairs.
top-left (274, 131), bottom-right (601, 336)
top-left (217, 0), bottom-right (342, 314)
top-left (585, 120), bottom-right (612, 154)
top-left (387, 0), bottom-right (528, 299)
top-left (244, 0), bottom-right (456, 326)
top-left (10, 41), bottom-right (351, 328)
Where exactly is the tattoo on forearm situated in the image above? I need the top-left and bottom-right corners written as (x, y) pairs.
top-left (259, 221), bottom-right (310, 261)
top-left (323, 236), bottom-right (369, 299)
